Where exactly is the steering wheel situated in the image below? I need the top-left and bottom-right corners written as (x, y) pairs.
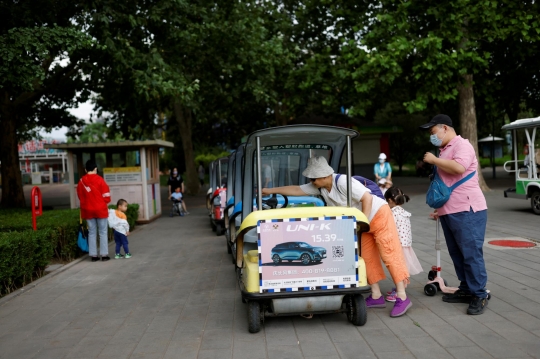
top-left (258, 194), bottom-right (289, 209)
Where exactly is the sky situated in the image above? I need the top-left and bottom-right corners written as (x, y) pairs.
top-left (38, 100), bottom-right (94, 141)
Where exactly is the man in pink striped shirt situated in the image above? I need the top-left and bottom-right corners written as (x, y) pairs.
top-left (420, 114), bottom-right (489, 315)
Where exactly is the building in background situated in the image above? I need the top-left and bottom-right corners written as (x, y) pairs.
top-left (18, 139), bottom-right (67, 184)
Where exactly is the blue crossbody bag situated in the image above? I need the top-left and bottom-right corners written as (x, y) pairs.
top-left (426, 167), bottom-right (475, 209)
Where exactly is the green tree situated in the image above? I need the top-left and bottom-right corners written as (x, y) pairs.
top-left (0, 1), bottom-right (98, 207)
top-left (90, 0), bottom-right (289, 194)
top-left (67, 121), bottom-right (123, 143)
top-left (334, 0), bottom-right (540, 190)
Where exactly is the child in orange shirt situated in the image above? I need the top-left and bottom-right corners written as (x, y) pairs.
top-left (107, 199), bottom-right (132, 259)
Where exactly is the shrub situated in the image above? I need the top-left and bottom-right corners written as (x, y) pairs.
top-left (0, 208), bottom-right (81, 262)
top-left (195, 151), bottom-right (231, 169)
top-left (0, 229), bottom-right (55, 295)
top-left (0, 204), bottom-right (140, 297)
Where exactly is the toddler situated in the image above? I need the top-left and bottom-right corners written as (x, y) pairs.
top-left (170, 187), bottom-right (188, 215)
top-left (108, 199), bottom-right (132, 259)
top-left (384, 187), bottom-right (423, 302)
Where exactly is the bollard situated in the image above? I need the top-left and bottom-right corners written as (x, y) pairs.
top-left (31, 186), bottom-right (43, 231)
top-left (49, 168), bottom-right (53, 184)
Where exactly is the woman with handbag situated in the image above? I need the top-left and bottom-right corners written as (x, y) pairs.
top-left (77, 160), bottom-right (112, 262)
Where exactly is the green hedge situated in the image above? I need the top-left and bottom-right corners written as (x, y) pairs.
top-left (0, 229), bottom-right (56, 295)
top-left (0, 208), bottom-right (81, 262)
top-left (0, 204), bottom-right (139, 296)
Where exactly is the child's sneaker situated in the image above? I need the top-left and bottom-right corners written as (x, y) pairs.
top-left (385, 291), bottom-right (398, 302)
top-left (390, 297), bottom-right (412, 317)
top-left (114, 253), bottom-right (124, 259)
top-left (125, 253), bottom-right (132, 259)
top-left (386, 287), bottom-right (397, 295)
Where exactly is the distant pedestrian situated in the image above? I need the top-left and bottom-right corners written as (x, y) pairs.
top-left (263, 162), bottom-right (273, 188)
top-left (374, 153), bottom-right (392, 182)
top-left (108, 199), bottom-right (132, 259)
top-left (420, 114), bottom-right (489, 315)
top-left (170, 187), bottom-right (187, 216)
top-left (198, 161), bottom-right (205, 186)
top-left (77, 160), bottom-right (111, 262)
top-left (168, 167), bottom-right (189, 214)
top-left (384, 187), bottom-right (423, 302)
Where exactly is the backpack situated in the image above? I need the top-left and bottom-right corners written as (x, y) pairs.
top-left (333, 174), bottom-right (385, 200)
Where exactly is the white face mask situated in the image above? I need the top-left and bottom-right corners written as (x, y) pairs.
top-left (173, 171), bottom-right (178, 175)
top-left (379, 159), bottom-right (385, 163)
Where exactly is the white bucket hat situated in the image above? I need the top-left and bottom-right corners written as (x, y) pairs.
top-left (302, 156), bottom-right (334, 178)
top-left (378, 153), bottom-right (387, 160)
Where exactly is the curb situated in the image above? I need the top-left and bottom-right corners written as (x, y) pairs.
top-left (0, 254), bottom-right (89, 307)
top-left (0, 225), bottom-right (144, 307)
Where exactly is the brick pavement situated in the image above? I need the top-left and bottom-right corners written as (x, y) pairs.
top-left (1, 174), bottom-right (540, 358)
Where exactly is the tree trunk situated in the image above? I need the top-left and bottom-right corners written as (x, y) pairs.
top-left (458, 74), bottom-right (490, 192)
top-left (275, 102), bottom-right (289, 127)
top-left (173, 99), bottom-right (200, 195)
top-left (0, 106), bottom-right (26, 208)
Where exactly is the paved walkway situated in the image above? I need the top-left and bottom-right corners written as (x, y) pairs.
top-left (1, 175), bottom-right (540, 358)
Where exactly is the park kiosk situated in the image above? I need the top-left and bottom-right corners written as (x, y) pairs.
top-left (45, 140), bottom-right (174, 223)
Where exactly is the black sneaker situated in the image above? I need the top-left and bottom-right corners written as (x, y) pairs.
top-left (442, 290), bottom-right (473, 303)
top-left (467, 296), bottom-right (488, 315)
top-left (91, 257), bottom-right (100, 262)
top-left (102, 256), bottom-right (110, 261)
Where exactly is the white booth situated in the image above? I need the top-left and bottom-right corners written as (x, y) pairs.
top-left (45, 140), bottom-right (174, 223)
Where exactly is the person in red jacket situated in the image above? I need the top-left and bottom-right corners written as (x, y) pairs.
top-left (77, 160), bottom-right (112, 261)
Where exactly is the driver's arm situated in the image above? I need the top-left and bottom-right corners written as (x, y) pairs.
top-left (262, 186), bottom-right (306, 196)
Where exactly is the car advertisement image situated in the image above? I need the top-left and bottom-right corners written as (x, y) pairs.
top-left (258, 217), bottom-right (358, 292)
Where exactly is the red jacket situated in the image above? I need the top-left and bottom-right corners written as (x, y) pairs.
top-left (77, 174), bottom-right (111, 219)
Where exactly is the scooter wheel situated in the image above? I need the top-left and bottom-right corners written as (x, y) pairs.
top-left (216, 224), bottom-right (222, 236)
top-left (428, 270), bottom-right (436, 281)
top-left (247, 301), bottom-right (261, 333)
top-left (487, 293), bottom-right (492, 300)
top-left (424, 284), bottom-right (437, 296)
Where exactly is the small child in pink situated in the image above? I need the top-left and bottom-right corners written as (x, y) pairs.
top-left (384, 187), bottom-right (423, 302)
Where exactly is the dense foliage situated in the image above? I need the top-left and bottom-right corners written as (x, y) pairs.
top-left (3, 1), bottom-right (540, 204)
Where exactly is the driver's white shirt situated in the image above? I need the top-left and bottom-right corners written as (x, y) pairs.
top-left (300, 173), bottom-right (387, 222)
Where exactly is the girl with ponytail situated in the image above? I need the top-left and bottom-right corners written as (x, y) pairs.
top-left (384, 187), bottom-right (424, 302)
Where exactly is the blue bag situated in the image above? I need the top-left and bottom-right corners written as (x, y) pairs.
top-left (334, 174), bottom-right (385, 200)
top-left (426, 167), bottom-right (475, 209)
top-left (77, 215), bottom-right (89, 253)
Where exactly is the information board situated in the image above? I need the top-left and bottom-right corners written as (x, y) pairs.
top-left (103, 167), bottom-right (142, 182)
top-left (258, 216), bottom-right (358, 293)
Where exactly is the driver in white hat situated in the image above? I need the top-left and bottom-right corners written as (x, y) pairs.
top-left (262, 156), bottom-right (413, 317)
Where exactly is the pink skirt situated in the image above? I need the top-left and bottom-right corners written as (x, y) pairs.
top-left (402, 246), bottom-right (423, 276)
